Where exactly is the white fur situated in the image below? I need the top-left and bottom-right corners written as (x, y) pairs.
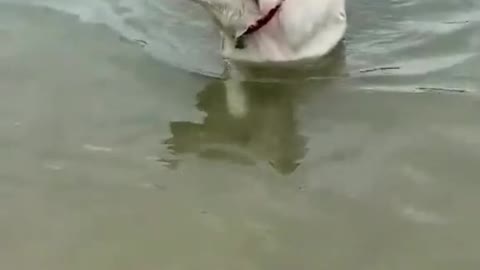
top-left (190, 0), bottom-right (347, 116)
top-left (216, 0), bottom-right (346, 62)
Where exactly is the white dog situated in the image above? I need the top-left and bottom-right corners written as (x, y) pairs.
top-left (190, 0), bottom-right (347, 117)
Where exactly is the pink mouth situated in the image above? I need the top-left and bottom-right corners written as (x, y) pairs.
top-left (235, 0), bottom-right (284, 49)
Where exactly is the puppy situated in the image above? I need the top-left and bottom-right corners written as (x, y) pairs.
top-left (189, 0), bottom-right (347, 117)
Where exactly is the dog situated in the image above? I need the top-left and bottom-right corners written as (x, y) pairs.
top-left (163, 0), bottom-right (347, 173)
top-left (190, 0), bottom-right (347, 63)
top-left (189, 0), bottom-right (347, 117)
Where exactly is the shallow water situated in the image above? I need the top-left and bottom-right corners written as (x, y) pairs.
top-left (0, 0), bottom-right (480, 269)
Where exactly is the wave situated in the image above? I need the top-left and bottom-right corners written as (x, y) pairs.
top-left (0, 0), bottom-right (226, 76)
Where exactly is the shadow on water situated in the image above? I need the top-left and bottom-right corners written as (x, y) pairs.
top-left (162, 45), bottom-right (347, 175)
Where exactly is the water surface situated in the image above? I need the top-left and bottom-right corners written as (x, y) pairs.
top-left (0, 0), bottom-right (479, 269)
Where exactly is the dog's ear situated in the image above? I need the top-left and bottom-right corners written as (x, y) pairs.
top-left (188, 0), bottom-right (263, 42)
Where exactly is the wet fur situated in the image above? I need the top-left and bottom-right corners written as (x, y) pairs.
top-left (189, 0), bottom-right (347, 117)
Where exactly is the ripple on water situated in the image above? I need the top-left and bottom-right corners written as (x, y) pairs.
top-left (0, 0), bottom-right (478, 85)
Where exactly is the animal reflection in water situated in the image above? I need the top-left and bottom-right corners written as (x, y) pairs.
top-left (163, 46), bottom-right (345, 175)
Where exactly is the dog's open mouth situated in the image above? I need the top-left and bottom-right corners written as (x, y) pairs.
top-left (234, 0), bottom-right (284, 49)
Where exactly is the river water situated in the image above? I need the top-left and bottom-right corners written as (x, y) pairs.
top-left (0, 0), bottom-right (479, 269)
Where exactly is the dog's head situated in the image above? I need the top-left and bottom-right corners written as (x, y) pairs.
top-left (190, 0), bottom-right (261, 41)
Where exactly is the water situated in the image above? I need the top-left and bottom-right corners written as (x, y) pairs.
top-left (0, 0), bottom-right (479, 269)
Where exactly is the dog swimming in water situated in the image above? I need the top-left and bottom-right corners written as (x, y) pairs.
top-left (190, 0), bottom-right (346, 62)
top-left (189, 0), bottom-right (347, 116)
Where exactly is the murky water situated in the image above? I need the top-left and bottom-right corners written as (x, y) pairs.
top-left (0, 0), bottom-right (479, 269)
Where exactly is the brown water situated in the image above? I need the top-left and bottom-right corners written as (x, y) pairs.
top-left (0, 1), bottom-right (480, 269)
